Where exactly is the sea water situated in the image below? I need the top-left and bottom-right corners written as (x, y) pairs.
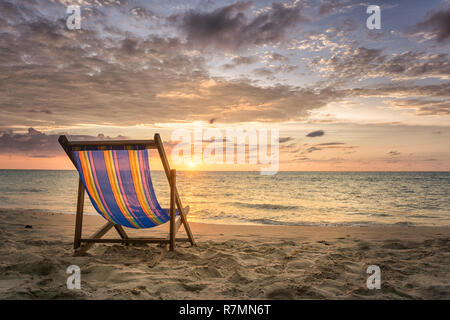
top-left (0, 170), bottom-right (449, 227)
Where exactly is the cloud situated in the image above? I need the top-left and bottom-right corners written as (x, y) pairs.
top-left (252, 67), bottom-right (274, 77)
top-left (1, 0), bottom-right (449, 141)
top-left (318, 0), bottom-right (355, 16)
top-left (279, 139), bottom-right (357, 158)
top-left (129, 7), bottom-right (158, 20)
top-left (388, 151), bottom-right (401, 157)
top-left (317, 142), bottom-right (344, 146)
top-left (305, 146), bottom-right (321, 153)
top-left (0, 1), bottom-right (350, 130)
top-left (232, 56), bottom-right (257, 65)
top-left (222, 55), bottom-right (257, 69)
top-left (388, 99), bottom-right (450, 116)
top-left (311, 47), bottom-right (450, 80)
top-left (349, 82), bottom-right (450, 116)
top-left (303, 142), bottom-right (356, 154)
top-left (0, 128), bottom-right (128, 157)
top-left (411, 8), bottom-right (450, 43)
top-left (350, 82), bottom-right (450, 98)
top-left (306, 130), bottom-right (325, 137)
top-left (153, 81), bottom-right (346, 123)
top-left (279, 137), bottom-right (294, 143)
top-left (263, 51), bottom-right (288, 62)
top-left (169, 1), bottom-right (306, 50)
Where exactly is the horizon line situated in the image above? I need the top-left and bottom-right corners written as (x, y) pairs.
top-left (1, 169), bottom-right (449, 173)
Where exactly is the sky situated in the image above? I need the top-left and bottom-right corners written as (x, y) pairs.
top-left (0, 0), bottom-right (449, 171)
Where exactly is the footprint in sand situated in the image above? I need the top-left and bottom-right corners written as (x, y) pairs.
top-left (228, 270), bottom-right (251, 284)
top-left (193, 266), bottom-right (222, 278)
top-left (265, 287), bottom-right (295, 299)
top-left (16, 259), bottom-right (58, 277)
top-left (381, 241), bottom-right (419, 250)
top-left (286, 260), bottom-right (314, 270)
top-left (181, 282), bottom-right (208, 292)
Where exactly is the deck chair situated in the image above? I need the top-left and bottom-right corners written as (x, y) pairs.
top-left (58, 133), bottom-right (195, 267)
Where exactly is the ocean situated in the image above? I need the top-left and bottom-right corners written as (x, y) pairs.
top-left (0, 170), bottom-right (449, 227)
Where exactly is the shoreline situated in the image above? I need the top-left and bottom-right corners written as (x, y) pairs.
top-left (0, 210), bottom-right (448, 299)
top-left (0, 208), bottom-right (448, 228)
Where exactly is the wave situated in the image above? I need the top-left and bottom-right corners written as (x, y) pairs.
top-left (3, 207), bottom-right (447, 227)
top-left (241, 217), bottom-right (419, 227)
top-left (1, 187), bottom-right (42, 193)
top-left (212, 215), bottom-right (420, 227)
top-left (408, 214), bottom-right (441, 219)
top-left (231, 202), bottom-right (300, 210)
top-left (193, 211), bottom-right (425, 227)
top-left (369, 213), bottom-right (391, 217)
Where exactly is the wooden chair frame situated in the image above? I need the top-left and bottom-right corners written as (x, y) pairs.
top-left (58, 133), bottom-right (195, 267)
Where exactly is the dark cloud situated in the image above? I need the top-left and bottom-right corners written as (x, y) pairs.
top-left (121, 38), bottom-right (140, 55)
top-left (295, 156), bottom-right (310, 161)
top-left (317, 142), bottom-right (344, 146)
top-left (0, 128), bottom-right (128, 157)
top-left (222, 55), bottom-right (257, 69)
top-left (196, 138), bottom-right (230, 144)
top-left (253, 67), bottom-right (274, 77)
top-left (303, 142), bottom-right (356, 154)
top-left (29, 109), bottom-right (53, 115)
top-left (388, 151), bottom-right (401, 157)
top-left (306, 130), bottom-right (325, 137)
top-left (280, 142), bottom-right (301, 153)
top-left (412, 9), bottom-right (450, 43)
top-left (279, 137), bottom-right (294, 143)
top-left (232, 56), bottom-right (257, 65)
top-left (318, 0), bottom-right (354, 16)
top-left (306, 146), bottom-right (321, 153)
top-left (169, 1), bottom-right (306, 50)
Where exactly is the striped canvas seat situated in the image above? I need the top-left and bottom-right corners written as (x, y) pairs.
top-left (72, 148), bottom-right (177, 229)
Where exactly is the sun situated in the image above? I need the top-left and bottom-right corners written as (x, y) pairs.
top-left (188, 161), bottom-right (196, 168)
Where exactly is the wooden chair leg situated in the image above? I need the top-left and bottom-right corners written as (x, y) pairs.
top-left (114, 224), bottom-right (129, 246)
top-left (178, 202), bottom-right (195, 246)
top-left (149, 207), bottom-right (189, 268)
top-left (74, 178), bottom-right (85, 249)
top-left (74, 222), bottom-right (114, 256)
top-left (154, 133), bottom-right (195, 246)
top-left (114, 225), bottom-right (128, 239)
top-left (169, 169), bottom-right (176, 251)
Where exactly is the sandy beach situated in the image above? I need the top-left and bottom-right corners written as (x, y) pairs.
top-left (0, 209), bottom-right (448, 300)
